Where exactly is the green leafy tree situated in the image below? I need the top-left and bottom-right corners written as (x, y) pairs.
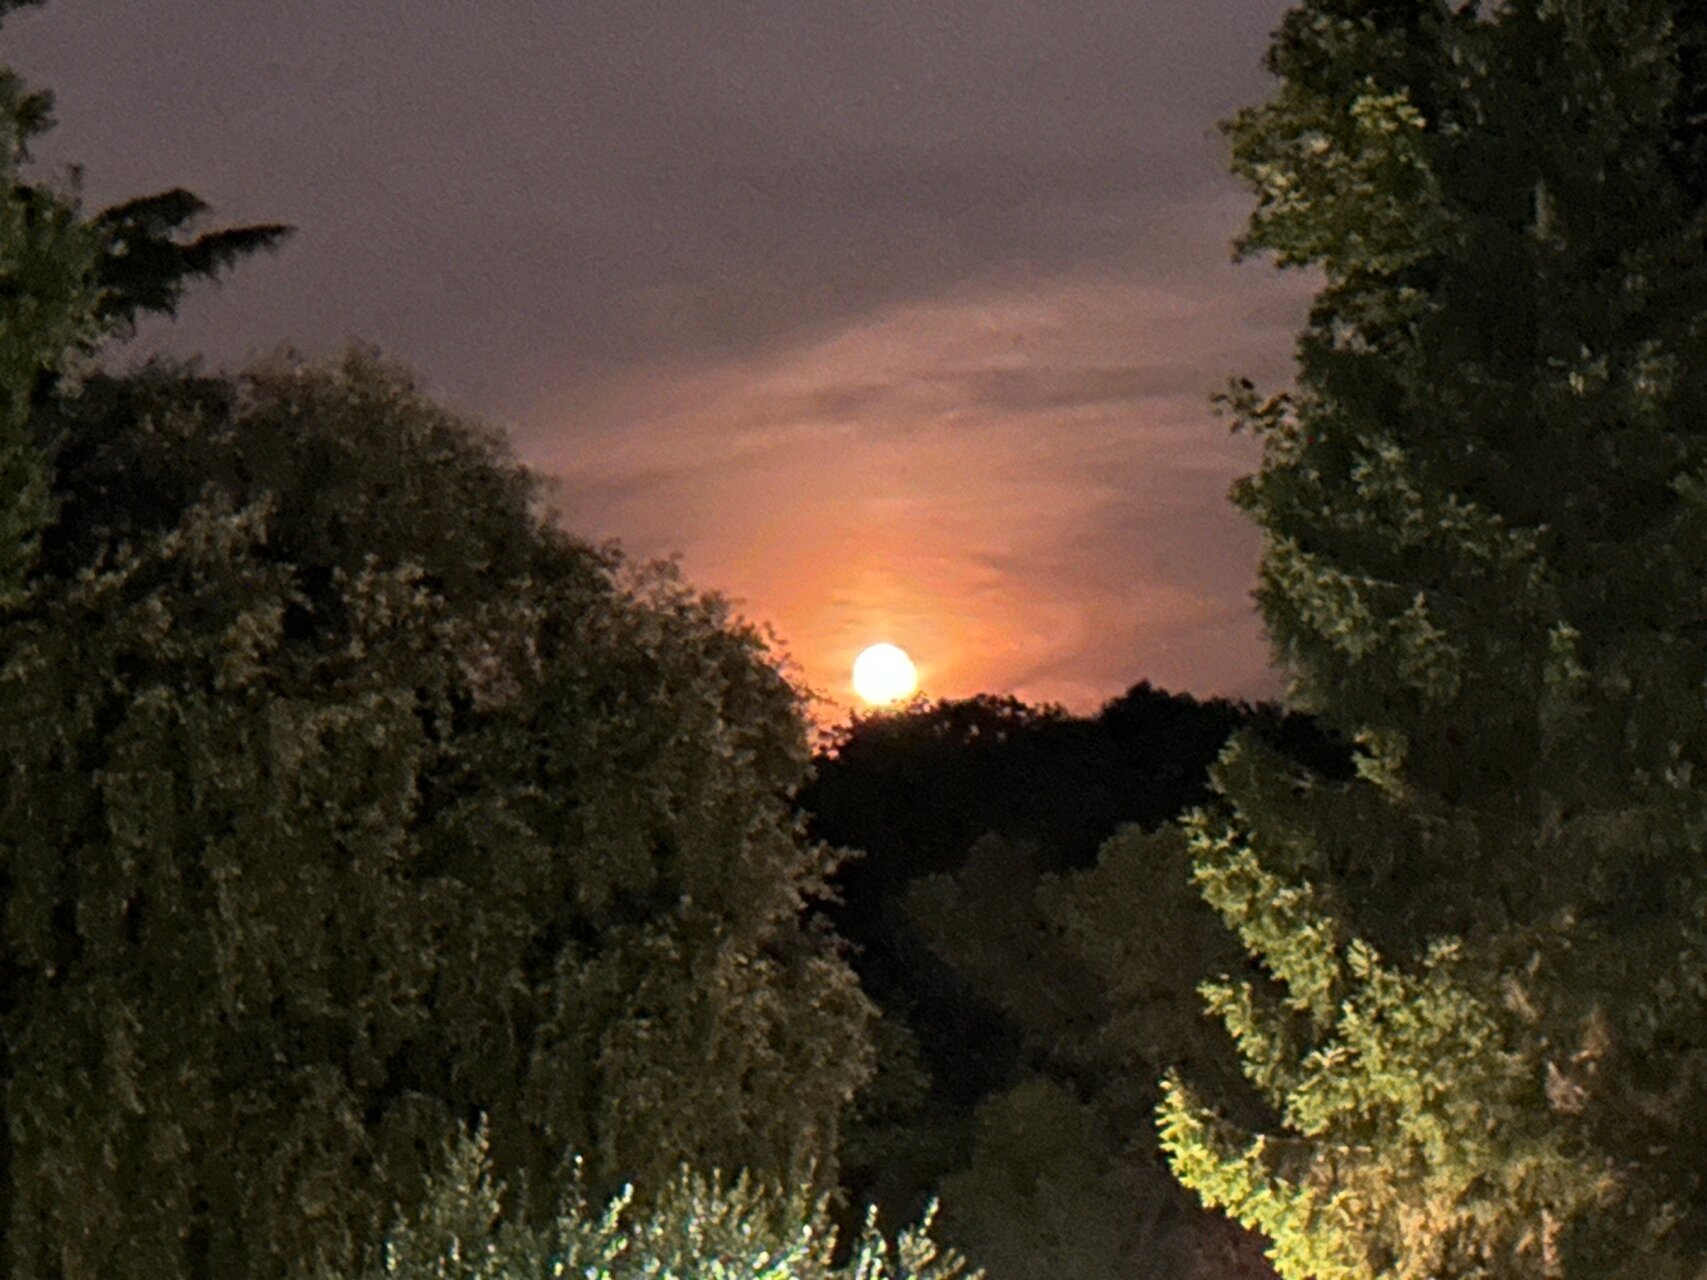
top-left (1157, 2), bottom-right (1707, 1278)
top-left (2, 349), bottom-right (873, 1280)
top-left (320, 1121), bottom-right (980, 1280)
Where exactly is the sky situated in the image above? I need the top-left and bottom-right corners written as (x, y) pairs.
top-left (6, 0), bottom-right (1318, 718)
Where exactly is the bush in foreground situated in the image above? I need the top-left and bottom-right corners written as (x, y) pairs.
top-left (331, 1124), bottom-right (981, 1280)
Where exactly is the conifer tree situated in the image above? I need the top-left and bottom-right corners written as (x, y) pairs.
top-left (1156, 2), bottom-right (1707, 1277)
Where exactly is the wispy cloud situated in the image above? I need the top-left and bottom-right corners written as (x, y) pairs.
top-left (525, 253), bottom-right (1311, 713)
top-left (14, 0), bottom-right (1312, 713)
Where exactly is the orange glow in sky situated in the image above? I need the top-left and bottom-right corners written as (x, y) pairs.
top-left (17, 0), bottom-right (1314, 733)
top-left (523, 257), bottom-right (1307, 724)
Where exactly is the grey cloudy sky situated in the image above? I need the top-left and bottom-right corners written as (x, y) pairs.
top-left (8, 0), bottom-right (1315, 715)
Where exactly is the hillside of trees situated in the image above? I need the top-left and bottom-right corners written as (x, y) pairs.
top-left (6, 1), bottom-right (1707, 1279)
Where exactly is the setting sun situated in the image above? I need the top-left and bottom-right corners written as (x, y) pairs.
top-left (852, 643), bottom-right (918, 705)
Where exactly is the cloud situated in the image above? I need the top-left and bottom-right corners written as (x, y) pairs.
top-left (22, 0), bottom-right (1294, 388)
top-left (525, 258), bottom-right (1310, 714)
top-left (9, 0), bottom-right (1311, 712)
top-left (952, 363), bottom-right (1211, 414)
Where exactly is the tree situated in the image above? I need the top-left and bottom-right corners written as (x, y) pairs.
top-left (1, 349), bottom-right (873, 1280)
top-left (0, 27), bottom-right (100, 603)
top-left (86, 186), bottom-right (290, 333)
top-left (0, 0), bottom-right (290, 603)
top-left (907, 831), bottom-right (1251, 1280)
top-left (1157, 2), bottom-right (1707, 1278)
top-left (801, 690), bottom-right (1344, 1278)
top-left (804, 688), bottom-right (1254, 1237)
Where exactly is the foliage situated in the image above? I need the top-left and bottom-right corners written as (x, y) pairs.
top-left (929, 1079), bottom-right (1175, 1280)
top-left (903, 828), bottom-right (1260, 1280)
top-left (323, 1122), bottom-right (980, 1280)
top-left (805, 688), bottom-right (1266, 1221)
top-left (0, 27), bottom-right (100, 603)
top-left (807, 686), bottom-right (1260, 895)
top-left (0, 0), bottom-right (288, 604)
top-left (1159, 2), bottom-right (1707, 1278)
top-left (1, 349), bottom-right (873, 1280)
top-left (804, 685), bottom-right (1332, 1061)
top-left (87, 186), bottom-right (292, 332)
top-left (803, 691), bottom-right (1343, 1277)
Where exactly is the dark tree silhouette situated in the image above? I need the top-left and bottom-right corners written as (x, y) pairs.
top-left (87, 187), bottom-right (292, 331)
top-left (799, 684), bottom-right (1348, 1261)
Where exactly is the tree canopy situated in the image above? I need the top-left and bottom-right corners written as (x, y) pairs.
top-left (0, 47), bottom-right (99, 603)
top-left (1157, 3), bottom-right (1707, 1278)
top-left (2, 350), bottom-right (873, 1280)
top-left (802, 688), bottom-right (1344, 1279)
